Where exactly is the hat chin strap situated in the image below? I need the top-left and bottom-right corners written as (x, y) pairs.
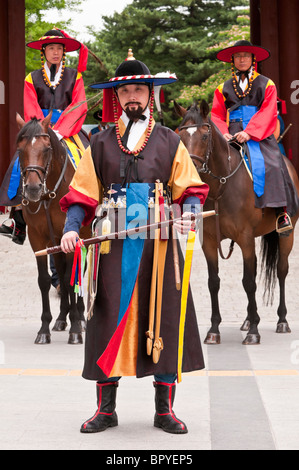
top-left (113, 88), bottom-right (155, 156)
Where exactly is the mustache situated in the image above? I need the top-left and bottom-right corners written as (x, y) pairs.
top-left (125, 101), bottom-right (141, 107)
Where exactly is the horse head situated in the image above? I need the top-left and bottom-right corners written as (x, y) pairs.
top-left (16, 112), bottom-right (56, 203)
top-left (175, 100), bottom-right (211, 174)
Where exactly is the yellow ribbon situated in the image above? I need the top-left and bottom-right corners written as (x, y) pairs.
top-left (177, 229), bottom-right (196, 383)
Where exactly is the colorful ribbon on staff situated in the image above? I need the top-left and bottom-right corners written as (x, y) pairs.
top-left (177, 229), bottom-right (196, 383)
top-left (70, 238), bottom-right (87, 296)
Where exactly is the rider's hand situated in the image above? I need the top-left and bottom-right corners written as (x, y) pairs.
top-left (61, 231), bottom-right (79, 253)
top-left (174, 212), bottom-right (195, 235)
top-left (234, 131), bottom-right (250, 143)
top-left (223, 133), bottom-right (233, 141)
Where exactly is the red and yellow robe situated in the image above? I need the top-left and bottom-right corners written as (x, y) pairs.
top-left (60, 118), bottom-right (209, 381)
top-left (211, 70), bottom-right (296, 211)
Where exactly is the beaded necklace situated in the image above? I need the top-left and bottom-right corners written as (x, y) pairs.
top-left (40, 46), bottom-right (66, 89)
top-left (113, 88), bottom-right (155, 156)
top-left (231, 56), bottom-right (256, 99)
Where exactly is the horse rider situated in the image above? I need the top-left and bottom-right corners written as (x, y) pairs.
top-left (0, 28), bottom-right (89, 244)
top-left (88, 109), bottom-right (110, 139)
top-left (59, 51), bottom-right (209, 434)
top-left (211, 40), bottom-right (298, 234)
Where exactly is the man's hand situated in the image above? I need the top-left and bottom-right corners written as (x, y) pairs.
top-left (174, 212), bottom-right (195, 235)
top-left (223, 133), bottom-right (234, 141)
top-left (61, 231), bottom-right (79, 253)
top-left (234, 131), bottom-right (250, 143)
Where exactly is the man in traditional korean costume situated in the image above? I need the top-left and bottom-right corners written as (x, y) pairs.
top-left (211, 40), bottom-right (297, 234)
top-left (60, 51), bottom-right (209, 434)
top-left (0, 28), bottom-right (88, 244)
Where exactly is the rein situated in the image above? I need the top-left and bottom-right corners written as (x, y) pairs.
top-left (179, 120), bottom-right (244, 260)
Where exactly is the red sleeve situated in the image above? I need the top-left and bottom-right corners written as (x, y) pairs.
top-left (244, 81), bottom-right (278, 141)
top-left (53, 73), bottom-right (88, 138)
top-left (24, 75), bottom-right (44, 122)
top-left (211, 87), bottom-right (229, 135)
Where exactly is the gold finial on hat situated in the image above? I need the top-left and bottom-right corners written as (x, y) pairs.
top-left (127, 49), bottom-right (135, 60)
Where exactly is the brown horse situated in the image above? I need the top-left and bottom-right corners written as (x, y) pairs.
top-left (175, 100), bottom-right (299, 345)
top-left (16, 113), bottom-right (90, 344)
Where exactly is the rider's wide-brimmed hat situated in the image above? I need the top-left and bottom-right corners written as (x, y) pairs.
top-left (216, 40), bottom-right (270, 63)
top-left (27, 28), bottom-right (81, 53)
top-left (89, 49), bottom-right (177, 90)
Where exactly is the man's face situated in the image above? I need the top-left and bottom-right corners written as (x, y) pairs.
top-left (233, 52), bottom-right (253, 71)
top-left (44, 43), bottom-right (64, 66)
top-left (116, 84), bottom-right (150, 120)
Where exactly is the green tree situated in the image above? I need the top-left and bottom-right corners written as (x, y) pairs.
top-left (177, 13), bottom-right (250, 108)
top-left (25, 0), bottom-right (83, 74)
top-left (84, 0), bottom-right (249, 127)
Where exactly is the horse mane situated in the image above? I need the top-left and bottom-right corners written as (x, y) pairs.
top-left (16, 117), bottom-right (63, 158)
top-left (180, 101), bottom-right (209, 128)
top-left (16, 118), bottom-right (43, 144)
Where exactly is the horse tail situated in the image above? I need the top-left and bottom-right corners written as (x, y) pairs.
top-left (260, 230), bottom-right (279, 305)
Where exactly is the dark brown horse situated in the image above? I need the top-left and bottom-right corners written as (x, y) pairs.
top-left (175, 100), bottom-right (299, 345)
top-left (16, 113), bottom-right (90, 344)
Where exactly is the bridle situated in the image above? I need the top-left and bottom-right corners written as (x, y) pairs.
top-left (20, 132), bottom-right (68, 213)
top-left (179, 121), bottom-right (243, 185)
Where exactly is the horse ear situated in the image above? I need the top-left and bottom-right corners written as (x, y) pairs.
top-left (173, 100), bottom-right (187, 118)
top-left (42, 111), bottom-right (53, 131)
top-left (16, 113), bottom-right (25, 129)
top-left (200, 100), bottom-right (210, 118)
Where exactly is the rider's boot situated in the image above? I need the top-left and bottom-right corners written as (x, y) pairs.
top-left (275, 207), bottom-right (293, 235)
top-left (0, 208), bottom-right (26, 245)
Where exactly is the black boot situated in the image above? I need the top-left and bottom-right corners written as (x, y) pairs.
top-left (0, 209), bottom-right (26, 245)
top-left (153, 381), bottom-right (188, 434)
top-left (80, 382), bottom-right (118, 433)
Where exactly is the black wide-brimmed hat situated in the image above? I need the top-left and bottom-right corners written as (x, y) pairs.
top-left (89, 49), bottom-right (177, 90)
top-left (27, 28), bottom-right (81, 52)
top-left (216, 40), bottom-right (270, 63)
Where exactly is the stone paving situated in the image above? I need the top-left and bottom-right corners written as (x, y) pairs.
top-left (0, 213), bottom-right (299, 451)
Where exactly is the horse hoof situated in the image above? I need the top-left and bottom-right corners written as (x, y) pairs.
top-left (68, 333), bottom-right (83, 345)
top-left (276, 322), bottom-right (291, 333)
top-left (52, 320), bottom-right (67, 331)
top-left (204, 333), bottom-right (221, 344)
top-left (242, 333), bottom-right (260, 345)
top-left (240, 320), bottom-right (250, 331)
top-left (35, 333), bottom-right (51, 345)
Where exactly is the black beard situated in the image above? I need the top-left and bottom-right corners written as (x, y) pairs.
top-left (125, 105), bottom-right (144, 121)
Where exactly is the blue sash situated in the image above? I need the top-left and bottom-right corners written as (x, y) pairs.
top-left (229, 105), bottom-right (265, 197)
top-left (42, 108), bottom-right (63, 124)
top-left (7, 154), bottom-right (21, 200)
top-left (117, 183), bottom-right (149, 326)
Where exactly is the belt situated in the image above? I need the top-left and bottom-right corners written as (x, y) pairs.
top-left (102, 183), bottom-right (169, 210)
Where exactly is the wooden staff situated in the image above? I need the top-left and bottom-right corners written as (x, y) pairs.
top-left (35, 210), bottom-right (216, 257)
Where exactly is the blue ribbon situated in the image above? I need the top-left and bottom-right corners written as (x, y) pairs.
top-left (230, 105), bottom-right (265, 197)
top-left (7, 155), bottom-right (21, 200)
top-left (42, 108), bottom-right (63, 124)
top-left (117, 183), bottom-right (149, 326)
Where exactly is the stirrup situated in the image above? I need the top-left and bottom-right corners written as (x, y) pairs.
top-left (276, 212), bottom-right (293, 234)
top-left (0, 218), bottom-right (15, 238)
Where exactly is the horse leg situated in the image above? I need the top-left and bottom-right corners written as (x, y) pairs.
top-left (51, 253), bottom-right (70, 332)
top-left (77, 295), bottom-right (86, 332)
top-left (203, 240), bottom-right (222, 344)
top-left (276, 234), bottom-right (293, 333)
top-left (240, 241), bottom-right (261, 345)
top-left (35, 256), bottom-right (52, 344)
top-left (64, 253), bottom-right (83, 345)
